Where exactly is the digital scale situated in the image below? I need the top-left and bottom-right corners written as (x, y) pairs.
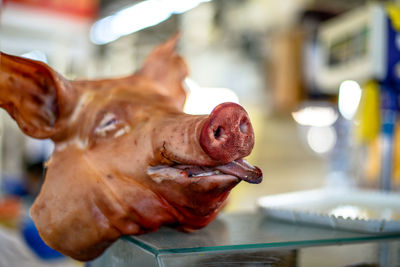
top-left (317, 3), bottom-right (400, 191)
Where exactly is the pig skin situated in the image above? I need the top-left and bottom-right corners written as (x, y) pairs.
top-left (0, 34), bottom-right (262, 261)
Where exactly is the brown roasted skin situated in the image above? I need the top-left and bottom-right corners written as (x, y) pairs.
top-left (0, 35), bottom-right (262, 261)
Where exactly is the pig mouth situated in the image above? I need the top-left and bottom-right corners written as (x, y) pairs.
top-left (174, 159), bottom-right (262, 184)
top-left (148, 158), bottom-right (262, 184)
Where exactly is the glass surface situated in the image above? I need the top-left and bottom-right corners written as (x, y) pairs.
top-left (157, 242), bottom-right (400, 267)
top-left (123, 212), bottom-right (400, 254)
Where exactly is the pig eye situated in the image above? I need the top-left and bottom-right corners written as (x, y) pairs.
top-left (94, 113), bottom-right (120, 137)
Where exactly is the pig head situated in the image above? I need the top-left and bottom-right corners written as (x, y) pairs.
top-left (0, 35), bottom-right (262, 261)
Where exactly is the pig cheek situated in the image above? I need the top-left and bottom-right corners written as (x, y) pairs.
top-left (89, 132), bottom-right (147, 176)
top-left (152, 179), bottom-right (237, 217)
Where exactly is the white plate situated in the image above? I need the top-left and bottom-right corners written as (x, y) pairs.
top-left (258, 188), bottom-right (400, 233)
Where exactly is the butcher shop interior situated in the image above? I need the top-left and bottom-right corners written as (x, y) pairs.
top-left (1, 0), bottom-right (400, 266)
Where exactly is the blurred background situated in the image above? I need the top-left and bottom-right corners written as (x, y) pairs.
top-left (1, 0), bottom-right (400, 265)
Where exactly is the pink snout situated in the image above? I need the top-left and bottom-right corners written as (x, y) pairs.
top-left (200, 102), bottom-right (255, 163)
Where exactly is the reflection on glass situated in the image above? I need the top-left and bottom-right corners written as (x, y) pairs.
top-left (338, 80), bottom-right (362, 120)
top-left (292, 106), bottom-right (338, 127)
top-left (307, 126), bottom-right (337, 154)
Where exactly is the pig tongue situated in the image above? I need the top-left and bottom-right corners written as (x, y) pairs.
top-left (175, 159), bottom-right (262, 184)
top-left (215, 159), bottom-right (262, 184)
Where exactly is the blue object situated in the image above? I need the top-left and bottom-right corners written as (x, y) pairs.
top-left (383, 15), bottom-right (400, 86)
top-left (21, 215), bottom-right (64, 260)
top-left (377, 9), bottom-right (400, 191)
top-left (1, 175), bottom-right (29, 197)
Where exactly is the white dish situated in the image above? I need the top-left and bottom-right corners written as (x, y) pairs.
top-left (258, 188), bottom-right (400, 233)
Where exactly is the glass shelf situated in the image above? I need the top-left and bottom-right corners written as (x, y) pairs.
top-left (88, 212), bottom-right (400, 267)
top-left (124, 212), bottom-right (400, 253)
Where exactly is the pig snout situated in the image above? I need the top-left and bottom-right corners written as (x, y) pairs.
top-left (200, 102), bottom-right (254, 164)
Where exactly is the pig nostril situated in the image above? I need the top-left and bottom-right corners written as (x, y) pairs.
top-left (200, 102), bottom-right (255, 162)
top-left (240, 118), bottom-right (249, 134)
top-left (213, 126), bottom-right (224, 139)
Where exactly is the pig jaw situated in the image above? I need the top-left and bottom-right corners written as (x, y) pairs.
top-left (146, 102), bottom-right (261, 229)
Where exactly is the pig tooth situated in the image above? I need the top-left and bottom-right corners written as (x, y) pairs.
top-left (147, 166), bottom-right (188, 183)
top-left (174, 165), bottom-right (214, 177)
top-left (190, 171), bottom-right (221, 177)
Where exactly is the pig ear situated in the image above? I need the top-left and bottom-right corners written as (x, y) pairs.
top-left (140, 33), bottom-right (188, 109)
top-left (0, 52), bottom-right (77, 139)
